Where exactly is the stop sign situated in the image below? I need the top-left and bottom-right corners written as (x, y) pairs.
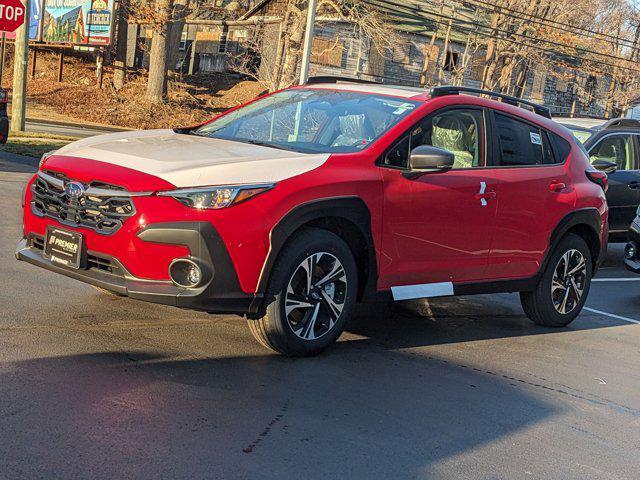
top-left (0, 0), bottom-right (26, 33)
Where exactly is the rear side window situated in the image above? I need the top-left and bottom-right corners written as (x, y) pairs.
top-left (550, 132), bottom-right (572, 163)
top-left (495, 113), bottom-right (548, 166)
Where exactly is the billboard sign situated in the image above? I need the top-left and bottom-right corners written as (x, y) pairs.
top-left (42, 0), bottom-right (114, 45)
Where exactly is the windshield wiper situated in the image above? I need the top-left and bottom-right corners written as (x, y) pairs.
top-left (241, 139), bottom-right (298, 152)
top-left (183, 133), bottom-right (305, 153)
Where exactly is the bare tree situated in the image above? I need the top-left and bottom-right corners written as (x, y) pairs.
top-left (129, 0), bottom-right (193, 102)
top-left (113, 0), bottom-right (130, 91)
top-left (230, 0), bottom-right (398, 91)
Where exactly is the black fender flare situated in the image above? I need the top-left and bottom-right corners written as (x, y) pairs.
top-left (543, 207), bottom-right (604, 273)
top-left (257, 196), bottom-right (378, 299)
top-left (454, 207), bottom-right (605, 296)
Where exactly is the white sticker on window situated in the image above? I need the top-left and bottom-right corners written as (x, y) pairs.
top-left (393, 103), bottom-right (417, 115)
top-left (530, 132), bottom-right (542, 145)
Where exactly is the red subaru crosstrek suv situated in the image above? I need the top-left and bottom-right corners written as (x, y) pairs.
top-left (17, 80), bottom-right (608, 356)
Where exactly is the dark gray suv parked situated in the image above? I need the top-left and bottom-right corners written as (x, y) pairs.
top-left (585, 118), bottom-right (640, 241)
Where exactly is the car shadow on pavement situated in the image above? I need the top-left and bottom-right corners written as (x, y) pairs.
top-left (343, 292), bottom-right (628, 352)
top-left (0, 348), bottom-right (559, 479)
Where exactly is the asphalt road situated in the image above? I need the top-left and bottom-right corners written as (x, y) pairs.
top-left (1, 162), bottom-right (639, 479)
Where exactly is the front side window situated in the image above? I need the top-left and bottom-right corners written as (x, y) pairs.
top-left (589, 135), bottom-right (634, 171)
top-left (495, 113), bottom-right (550, 166)
top-left (383, 108), bottom-right (485, 169)
top-left (194, 89), bottom-right (420, 154)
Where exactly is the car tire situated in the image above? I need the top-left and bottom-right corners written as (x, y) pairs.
top-left (247, 228), bottom-right (358, 356)
top-left (521, 233), bottom-right (593, 327)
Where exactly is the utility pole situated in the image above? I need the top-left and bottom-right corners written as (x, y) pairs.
top-left (0, 33), bottom-right (6, 86)
top-left (11, 0), bottom-right (30, 132)
top-left (298, 0), bottom-right (318, 85)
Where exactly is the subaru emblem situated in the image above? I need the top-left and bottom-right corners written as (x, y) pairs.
top-left (65, 181), bottom-right (85, 199)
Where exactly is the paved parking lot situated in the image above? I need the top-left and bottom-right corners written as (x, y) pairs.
top-left (1, 168), bottom-right (639, 480)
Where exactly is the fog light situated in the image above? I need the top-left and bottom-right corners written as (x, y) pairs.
top-left (169, 259), bottom-right (203, 288)
top-left (625, 242), bottom-right (637, 260)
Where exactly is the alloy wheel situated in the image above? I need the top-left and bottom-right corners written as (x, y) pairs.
top-left (551, 249), bottom-right (587, 315)
top-left (284, 252), bottom-right (348, 340)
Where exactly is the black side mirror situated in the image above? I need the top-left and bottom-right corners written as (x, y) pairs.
top-left (404, 145), bottom-right (455, 178)
top-left (591, 158), bottom-right (617, 174)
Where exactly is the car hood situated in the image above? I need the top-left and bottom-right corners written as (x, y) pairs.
top-left (53, 129), bottom-right (330, 188)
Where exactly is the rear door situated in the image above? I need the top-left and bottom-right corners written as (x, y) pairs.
top-left (486, 111), bottom-right (574, 280)
top-left (587, 133), bottom-right (640, 236)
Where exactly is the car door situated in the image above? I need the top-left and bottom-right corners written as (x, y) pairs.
top-left (486, 111), bottom-right (575, 280)
top-left (588, 133), bottom-right (640, 236)
top-left (378, 106), bottom-right (498, 296)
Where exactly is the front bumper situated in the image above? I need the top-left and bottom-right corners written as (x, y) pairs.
top-left (16, 221), bottom-right (264, 315)
top-left (624, 220), bottom-right (640, 274)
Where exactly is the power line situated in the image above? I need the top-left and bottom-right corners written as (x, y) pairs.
top-left (371, 0), bottom-right (640, 53)
top-left (367, 0), bottom-right (640, 76)
top-left (418, 2), bottom-right (640, 67)
top-left (463, 0), bottom-right (639, 49)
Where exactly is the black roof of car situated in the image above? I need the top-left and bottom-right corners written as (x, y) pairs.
top-left (583, 118), bottom-right (640, 150)
top-left (601, 118), bottom-right (640, 131)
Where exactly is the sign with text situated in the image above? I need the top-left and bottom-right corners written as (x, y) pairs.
top-left (4, 1), bottom-right (42, 41)
top-left (42, 0), bottom-right (114, 45)
top-left (0, 0), bottom-right (27, 33)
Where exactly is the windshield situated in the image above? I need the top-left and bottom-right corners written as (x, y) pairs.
top-left (194, 89), bottom-right (421, 154)
top-left (566, 126), bottom-right (594, 144)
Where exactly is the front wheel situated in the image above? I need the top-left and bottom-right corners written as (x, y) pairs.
top-left (247, 228), bottom-right (357, 356)
top-left (521, 233), bottom-right (592, 327)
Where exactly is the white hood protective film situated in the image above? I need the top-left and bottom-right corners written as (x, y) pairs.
top-left (54, 130), bottom-right (330, 188)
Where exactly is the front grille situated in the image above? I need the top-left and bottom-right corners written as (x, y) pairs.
top-left (29, 234), bottom-right (122, 276)
top-left (31, 236), bottom-right (45, 251)
top-left (31, 172), bottom-right (136, 235)
top-left (87, 254), bottom-right (116, 273)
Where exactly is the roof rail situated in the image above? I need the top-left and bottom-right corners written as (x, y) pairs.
top-left (305, 76), bottom-right (383, 86)
top-left (601, 118), bottom-right (640, 130)
top-left (430, 86), bottom-right (552, 119)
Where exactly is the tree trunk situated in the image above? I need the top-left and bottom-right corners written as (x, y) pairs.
top-left (437, 12), bottom-right (453, 85)
top-left (419, 30), bottom-right (438, 86)
top-left (420, 2), bottom-right (444, 86)
top-left (146, 0), bottom-right (174, 103)
top-left (168, 0), bottom-right (189, 71)
top-left (279, 1), bottom-right (305, 89)
top-left (113, 0), bottom-right (129, 90)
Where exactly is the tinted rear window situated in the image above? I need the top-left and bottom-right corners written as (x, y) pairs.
top-left (495, 113), bottom-right (545, 166)
top-left (550, 132), bottom-right (572, 162)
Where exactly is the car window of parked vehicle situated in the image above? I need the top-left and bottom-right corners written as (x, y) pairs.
top-left (589, 134), bottom-right (634, 171)
top-left (495, 113), bottom-right (551, 166)
top-left (567, 128), bottom-right (593, 144)
top-left (193, 89), bottom-right (421, 154)
top-left (382, 108), bottom-right (485, 169)
top-left (549, 132), bottom-right (573, 163)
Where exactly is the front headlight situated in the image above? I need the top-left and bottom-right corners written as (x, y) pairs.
top-left (158, 184), bottom-right (275, 209)
top-left (39, 150), bottom-right (57, 170)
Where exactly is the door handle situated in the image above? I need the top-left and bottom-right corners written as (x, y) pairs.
top-left (628, 181), bottom-right (640, 190)
top-left (476, 181), bottom-right (496, 207)
top-left (549, 181), bottom-right (566, 192)
top-left (475, 192), bottom-right (497, 200)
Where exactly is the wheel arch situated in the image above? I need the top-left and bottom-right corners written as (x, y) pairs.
top-left (257, 197), bottom-right (377, 301)
top-left (545, 208), bottom-right (603, 273)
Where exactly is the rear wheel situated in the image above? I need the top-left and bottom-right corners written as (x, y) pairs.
top-left (521, 233), bottom-right (592, 327)
top-left (247, 228), bottom-right (357, 356)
